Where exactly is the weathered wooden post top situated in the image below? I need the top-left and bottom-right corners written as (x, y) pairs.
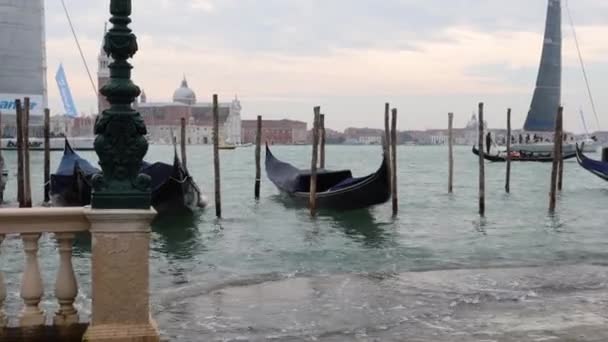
top-left (92, 0), bottom-right (151, 209)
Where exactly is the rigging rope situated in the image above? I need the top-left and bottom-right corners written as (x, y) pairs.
top-left (564, 0), bottom-right (602, 130)
top-left (60, 0), bottom-right (99, 99)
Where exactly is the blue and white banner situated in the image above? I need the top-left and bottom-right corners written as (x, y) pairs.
top-left (55, 64), bottom-right (78, 118)
top-left (0, 93), bottom-right (44, 115)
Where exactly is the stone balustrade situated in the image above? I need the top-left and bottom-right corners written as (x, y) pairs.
top-left (0, 206), bottom-right (160, 342)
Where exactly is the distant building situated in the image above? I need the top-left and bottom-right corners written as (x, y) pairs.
top-left (97, 24), bottom-right (111, 115)
top-left (344, 127), bottom-right (384, 145)
top-left (324, 128), bottom-right (345, 144)
top-left (0, 0), bottom-right (47, 115)
top-left (96, 26), bottom-right (241, 145)
top-left (50, 115), bottom-right (70, 136)
top-left (134, 79), bottom-right (242, 145)
top-left (241, 119), bottom-right (307, 145)
top-left (70, 115), bottom-right (97, 137)
top-left (409, 114), bottom-right (493, 145)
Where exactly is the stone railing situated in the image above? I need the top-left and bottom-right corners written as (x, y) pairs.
top-left (0, 207), bottom-right (160, 342)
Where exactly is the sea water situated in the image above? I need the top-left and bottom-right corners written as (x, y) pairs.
top-left (1, 145), bottom-right (607, 341)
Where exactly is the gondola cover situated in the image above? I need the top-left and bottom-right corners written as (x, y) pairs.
top-left (51, 139), bottom-right (205, 213)
top-left (50, 139), bottom-right (99, 205)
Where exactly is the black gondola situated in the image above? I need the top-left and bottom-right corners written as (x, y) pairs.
top-left (50, 139), bottom-right (99, 206)
top-left (142, 154), bottom-right (206, 214)
top-left (472, 146), bottom-right (576, 163)
top-left (50, 139), bottom-right (205, 214)
top-left (575, 144), bottom-right (608, 182)
top-left (265, 145), bottom-right (390, 210)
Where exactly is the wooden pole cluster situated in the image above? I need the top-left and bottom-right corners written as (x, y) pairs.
top-left (478, 102), bottom-right (485, 217)
top-left (254, 115), bottom-right (262, 199)
top-left (319, 114), bottom-right (326, 169)
top-left (505, 108), bottom-right (512, 193)
top-left (391, 108), bottom-right (398, 216)
top-left (44, 109), bottom-right (51, 203)
top-left (309, 107), bottom-right (321, 216)
top-left (448, 112), bottom-right (454, 194)
top-left (549, 107), bottom-right (563, 213)
top-left (180, 117), bottom-right (188, 171)
top-left (212, 95), bottom-right (222, 218)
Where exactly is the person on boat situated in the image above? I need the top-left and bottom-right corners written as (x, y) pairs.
top-left (526, 134), bottom-right (530, 144)
top-left (519, 134), bottom-right (523, 144)
top-left (485, 132), bottom-right (492, 154)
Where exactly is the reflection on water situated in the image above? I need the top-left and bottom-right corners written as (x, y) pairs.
top-left (271, 194), bottom-right (392, 248)
top-left (152, 213), bottom-right (203, 260)
top-left (327, 209), bottom-right (393, 248)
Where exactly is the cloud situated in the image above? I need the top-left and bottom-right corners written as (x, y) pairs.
top-left (190, 0), bottom-right (215, 12)
top-left (42, 0), bottom-right (608, 131)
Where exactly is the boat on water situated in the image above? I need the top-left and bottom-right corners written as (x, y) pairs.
top-left (1, 137), bottom-right (95, 151)
top-left (51, 139), bottom-right (206, 214)
top-left (575, 144), bottom-right (608, 182)
top-left (218, 144), bottom-right (237, 150)
top-left (265, 145), bottom-right (390, 210)
top-left (145, 152), bottom-right (207, 214)
top-left (511, 139), bottom-right (597, 154)
top-left (50, 140), bottom-right (99, 206)
top-left (493, 0), bottom-right (599, 155)
top-left (472, 146), bottom-right (576, 163)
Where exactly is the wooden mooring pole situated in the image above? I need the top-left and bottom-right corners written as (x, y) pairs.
top-left (448, 112), bottom-right (454, 194)
top-left (384, 103), bottom-right (390, 161)
top-left (319, 114), bottom-right (326, 169)
top-left (44, 108), bottom-right (51, 203)
top-left (213, 95), bottom-right (222, 218)
top-left (0, 109), bottom-right (4, 203)
top-left (557, 115), bottom-right (564, 191)
top-left (180, 117), bottom-right (188, 170)
top-left (15, 100), bottom-right (24, 207)
top-left (505, 108), bottom-right (512, 193)
top-left (549, 106), bottom-right (563, 213)
top-left (478, 102), bottom-right (485, 217)
top-left (254, 115), bottom-right (262, 199)
top-left (309, 107), bottom-right (321, 217)
top-left (23, 97), bottom-right (32, 208)
top-left (391, 108), bottom-right (398, 216)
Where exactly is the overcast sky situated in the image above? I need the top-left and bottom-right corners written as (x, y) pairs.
top-left (45, 0), bottom-right (608, 132)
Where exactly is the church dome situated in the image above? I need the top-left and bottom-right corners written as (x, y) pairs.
top-left (173, 77), bottom-right (196, 105)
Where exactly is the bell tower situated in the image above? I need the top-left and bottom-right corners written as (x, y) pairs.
top-left (97, 22), bottom-right (111, 114)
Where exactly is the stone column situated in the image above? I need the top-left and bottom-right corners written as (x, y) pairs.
top-left (83, 208), bottom-right (159, 342)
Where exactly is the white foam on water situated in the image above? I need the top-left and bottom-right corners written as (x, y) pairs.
top-left (154, 264), bottom-right (608, 341)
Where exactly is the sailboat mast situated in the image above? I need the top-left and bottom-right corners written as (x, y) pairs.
top-left (523, 0), bottom-right (562, 132)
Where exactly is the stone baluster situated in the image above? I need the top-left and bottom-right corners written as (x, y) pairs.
top-left (19, 233), bottom-right (45, 326)
top-left (0, 234), bottom-right (6, 327)
top-left (54, 233), bottom-right (79, 325)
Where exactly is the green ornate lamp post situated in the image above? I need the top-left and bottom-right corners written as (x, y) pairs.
top-left (92, 0), bottom-right (151, 209)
